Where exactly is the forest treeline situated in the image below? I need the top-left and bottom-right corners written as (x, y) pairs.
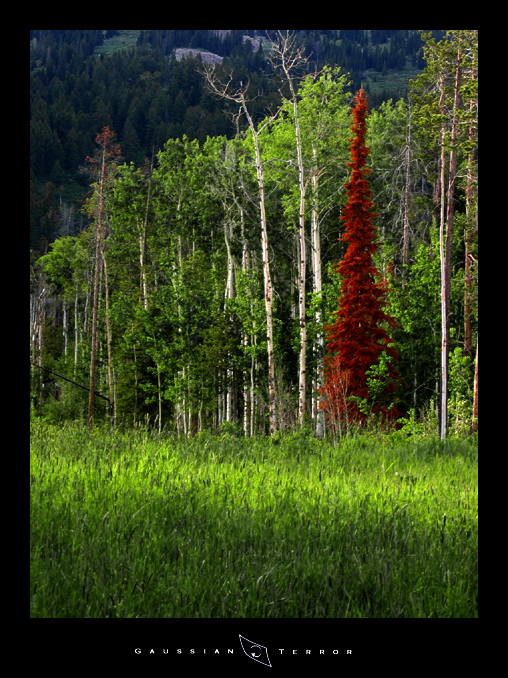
top-left (30, 30), bottom-right (477, 440)
top-left (30, 29), bottom-right (443, 250)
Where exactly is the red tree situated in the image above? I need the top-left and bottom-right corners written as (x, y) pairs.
top-left (322, 89), bottom-right (400, 425)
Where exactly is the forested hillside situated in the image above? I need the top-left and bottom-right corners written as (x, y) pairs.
top-left (30, 29), bottom-right (442, 249)
top-left (30, 30), bottom-right (478, 441)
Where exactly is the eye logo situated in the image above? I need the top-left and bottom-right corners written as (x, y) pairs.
top-left (239, 634), bottom-right (272, 667)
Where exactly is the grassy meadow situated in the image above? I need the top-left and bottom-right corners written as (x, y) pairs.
top-left (93, 30), bottom-right (141, 56)
top-left (30, 421), bottom-right (478, 618)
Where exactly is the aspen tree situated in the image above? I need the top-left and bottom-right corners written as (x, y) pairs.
top-left (412, 31), bottom-right (477, 440)
top-left (265, 62), bottom-right (351, 434)
top-left (402, 102), bottom-right (412, 282)
top-left (74, 290), bottom-right (78, 375)
top-left (201, 66), bottom-right (284, 435)
top-left (139, 151), bottom-right (154, 310)
top-left (269, 30), bottom-right (310, 427)
top-left (30, 257), bottom-right (46, 400)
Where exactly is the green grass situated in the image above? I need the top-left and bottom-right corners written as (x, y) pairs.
top-left (364, 63), bottom-right (425, 98)
top-left (94, 30), bottom-right (141, 57)
top-left (30, 422), bottom-right (478, 618)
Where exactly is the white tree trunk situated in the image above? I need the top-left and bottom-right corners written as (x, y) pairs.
top-left (311, 152), bottom-right (325, 438)
top-left (472, 335), bottom-right (478, 433)
top-left (74, 291), bottom-right (79, 375)
top-left (240, 94), bottom-right (276, 435)
top-left (62, 299), bottom-right (68, 358)
top-left (224, 219), bottom-right (235, 424)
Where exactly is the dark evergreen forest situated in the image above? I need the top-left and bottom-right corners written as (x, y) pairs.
top-left (30, 30), bottom-right (444, 249)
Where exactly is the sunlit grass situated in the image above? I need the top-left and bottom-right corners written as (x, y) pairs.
top-left (30, 421), bottom-right (478, 618)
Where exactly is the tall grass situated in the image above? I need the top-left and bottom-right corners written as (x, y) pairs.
top-left (30, 421), bottom-right (478, 618)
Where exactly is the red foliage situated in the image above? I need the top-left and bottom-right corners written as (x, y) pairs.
top-left (321, 89), bottom-right (400, 425)
top-left (85, 126), bottom-right (122, 171)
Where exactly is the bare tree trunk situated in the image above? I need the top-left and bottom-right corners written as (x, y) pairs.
top-left (402, 104), bottom-right (412, 284)
top-left (240, 94), bottom-right (276, 435)
top-left (184, 379), bottom-right (189, 434)
top-left (224, 218), bottom-right (235, 424)
top-left (88, 142), bottom-right (106, 427)
top-left (38, 301), bottom-right (44, 369)
top-left (139, 154), bottom-right (153, 310)
top-left (133, 341), bottom-right (138, 427)
top-left (62, 299), bottom-right (68, 358)
top-left (113, 368), bottom-right (117, 428)
top-left (251, 338), bottom-right (256, 437)
top-left (436, 46), bottom-right (463, 442)
top-left (438, 112), bottom-right (447, 441)
top-left (30, 274), bottom-right (46, 404)
top-left (440, 51), bottom-right (462, 441)
top-left (243, 363), bottom-right (250, 436)
top-left (200, 67), bottom-right (281, 435)
top-left (464, 93), bottom-right (476, 360)
top-left (472, 335), bottom-right (478, 433)
top-left (273, 30), bottom-right (309, 427)
top-left (445, 49), bottom-right (461, 339)
top-left (74, 290), bottom-right (79, 375)
top-left (33, 285), bottom-right (46, 370)
top-left (157, 366), bottom-right (162, 435)
top-left (30, 293), bottom-right (36, 378)
top-left (311, 150), bottom-right (325, 438)
top-left (187, 367), bottom-right (192, 436)
top-left (287, 77), bottom-right (307, 427)
top-left (464, 234), bottom-right (473, 361)
top-left (295, 103), bottom-right (307, 427)
top-left (102, 251), bottom-right (114, 423)
top-left (84, 273), bottom-right (91, 336)
top-left (291, 234), bottom-right (297, 320)
top-left (241, 213), bottom-right (250, 437)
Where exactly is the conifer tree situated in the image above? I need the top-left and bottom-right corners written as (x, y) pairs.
top-left (322, 89), bottom-right (400, 426)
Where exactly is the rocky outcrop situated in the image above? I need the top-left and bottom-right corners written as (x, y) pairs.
top-left (174, 33), bottom-right (265, 65)
top-left (174, 48), bottom-right (223, 65)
